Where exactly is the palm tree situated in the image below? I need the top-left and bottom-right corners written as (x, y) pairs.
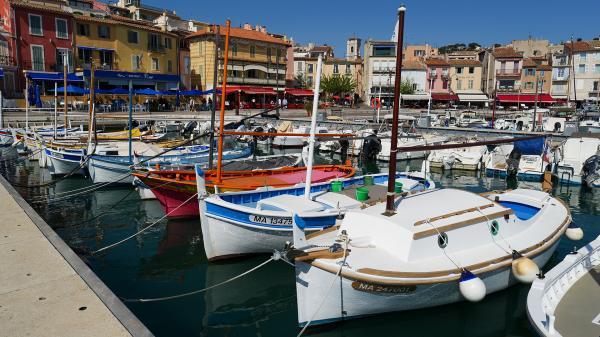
top-left (320, 75), bottom-right (357, 98)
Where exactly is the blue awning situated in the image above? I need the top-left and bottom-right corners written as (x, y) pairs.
top-left (514, 137), bottom-right (545, 155)
top-left (25, 71), bottom-right (83, 82)
top-left (77, 46), bottom-right (115, 52)
top-left (0, 69), bottom-right (4, 78)
top-left (83, 70), bottom-right (179, 83)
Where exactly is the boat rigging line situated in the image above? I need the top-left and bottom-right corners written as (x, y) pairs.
top-left (91, 192), bottom-right (199, 255)
top-left (297, 236), bottom-right (349, 337)
top-left (120, 256), bottom-right (275, 303)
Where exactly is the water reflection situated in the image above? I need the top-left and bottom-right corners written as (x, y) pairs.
top-left (0, 149), bottom-right (598, 337)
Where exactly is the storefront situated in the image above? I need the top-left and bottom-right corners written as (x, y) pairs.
top-left (400, 94), bottom-right (430, 108)
top-left (496, 94), bottom-right (556, 108)
top-left (82, 70), bottom-right (180, 91)
top-left (284, 88), bottom-right (313, 109)
top-left (457, 93), bottom-right (489, 108)
top-left (24, 71), bottom-right (84, 94)
top-left (431, 93), bottom-right (459, 107)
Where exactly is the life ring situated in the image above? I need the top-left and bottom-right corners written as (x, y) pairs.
top-left (370, 98), bottom-right (381, 109)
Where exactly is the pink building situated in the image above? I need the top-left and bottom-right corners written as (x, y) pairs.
top-left (425, 58), bottom-right (457, 103)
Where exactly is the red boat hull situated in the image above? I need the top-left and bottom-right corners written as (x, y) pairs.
top-left (152, 187), bottom-right (198, 218)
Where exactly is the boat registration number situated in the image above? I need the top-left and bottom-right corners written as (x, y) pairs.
top-left (352, 281), bottom-right (416, 294)
top-left (249, 215), bottom-right (292, 226)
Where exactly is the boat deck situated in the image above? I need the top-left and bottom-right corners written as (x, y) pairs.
top-left (0, 176), bottom-right (149, 336)
top-left (555, 264), bottom-right (600, 337)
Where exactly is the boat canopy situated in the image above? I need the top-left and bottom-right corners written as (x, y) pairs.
top-left (514, 137), bottom-right (545, 155)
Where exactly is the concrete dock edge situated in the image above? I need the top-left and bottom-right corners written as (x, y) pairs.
top-left (0, 174), bottom-right (153, 337)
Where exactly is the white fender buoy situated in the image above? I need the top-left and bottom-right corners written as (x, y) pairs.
top-left (511, 251), bottom-right (540, 284)
top-left (565, 223), bottom-right (584, 241)
top-left (459, 269), bottom-right (486, 302)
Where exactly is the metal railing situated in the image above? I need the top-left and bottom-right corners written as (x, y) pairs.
top-left (148, 43), bottom-right (166, 53)
top-left (0, 55), bottom-right (15, 66)
top-left (496, 69), bottom-right (521, 76)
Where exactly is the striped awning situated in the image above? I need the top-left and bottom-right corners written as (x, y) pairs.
top-left (400, 94), bottom-right (430, 101)
top-left (458, 93), bottom-right (489, 102)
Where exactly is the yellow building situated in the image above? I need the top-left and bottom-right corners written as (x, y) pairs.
top-left (73, 13), bottom-right (179, 89)
top-left (187, 24), bottom-right (291, 91)
top-left (302, 57), bottom-right (362, 97)
top-left (448, 59), bottom-right (488, 105)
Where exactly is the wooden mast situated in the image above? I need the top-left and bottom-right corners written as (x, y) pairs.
top-left (216, 20), bottom-right (231, 184)
top-left (384, 5), bottom-right (406, 215)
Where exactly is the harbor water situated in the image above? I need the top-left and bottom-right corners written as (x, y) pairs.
top-left (1, 146), bottom-right (598, 337)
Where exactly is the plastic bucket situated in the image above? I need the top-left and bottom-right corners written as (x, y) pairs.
top-left (364, 175), bottom-right (374, 186)
top-left (356, 187), bottom-right (369, 201)
top-left (395, 181), bottom-right (404, 193)
top-left (331, 181), bottom-right (343, 192)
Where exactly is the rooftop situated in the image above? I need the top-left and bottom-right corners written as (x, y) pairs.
top-left (448, 59), bottom-right (481, 66)
top-left (425, 58), bottom-right (450, 66)
top-left (188, 25), bottom-right (291, 46)
top-left (492, 47), bottom-right (523, 58)
top-left (402, 60), bottom-right (426, 70)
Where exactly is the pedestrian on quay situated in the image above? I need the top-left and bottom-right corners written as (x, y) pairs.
top-left (189, 97), bottom-right (196, 111)
top-left (282, 97), bottom-right (288, 109)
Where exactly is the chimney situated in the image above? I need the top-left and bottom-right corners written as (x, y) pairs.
top-left (243, 23), bottom-right (252, 30)
top-left (260, 26), bottom-right (267, 34)
top-left (255, 25), bottom-right (260, 31)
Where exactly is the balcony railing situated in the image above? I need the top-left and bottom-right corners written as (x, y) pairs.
top-left (148, 43), bottom-right (166, 53)
top-left (496, 69), bottom-right (521, 77)
top-left (552, 75), bottom-right (569, 81)
top-left (0, 55), bottom-right (15, 67)
top-left (22, 61), bottom-right (48, 72)
top-left (497, 87), bottom-right (519, 93)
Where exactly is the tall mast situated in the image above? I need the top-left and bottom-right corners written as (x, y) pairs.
top-left (208, 25), bottom-right (220, 170)
top-left (385, 5), bottom-right (406, 215)
top-left (215, 20), bottom-right (231, 184)
top-left (63, 52), bottom-right (68, 137)
top-left (303, 54), bottom-right (323, 199)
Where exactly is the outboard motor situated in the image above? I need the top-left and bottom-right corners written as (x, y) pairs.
top-left (582, 155), bottom-right (600, 188)
top-left (267, 126), bottom-right (277, 144)
top-left (181, 121), bottom-right (198, 137)
top-left (506, 148), bottom-right (522, 177)
top-left (360, 133), bottom-right (381, 162)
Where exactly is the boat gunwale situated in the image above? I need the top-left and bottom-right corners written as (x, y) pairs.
top-left (306, 195), bottom-right (571, 286)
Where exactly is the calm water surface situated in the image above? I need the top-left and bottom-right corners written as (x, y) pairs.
top-left (1, 146), bottom-right (598, 337)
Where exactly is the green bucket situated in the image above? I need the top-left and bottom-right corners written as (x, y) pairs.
top-left (331, 181), bottom-right (343, 192)
top-left (356, 187), bottom-right (369, 201)
top-left (364, 175), bottom-right (374, 186)
top-left (395, 181), bottom-right (404, 193)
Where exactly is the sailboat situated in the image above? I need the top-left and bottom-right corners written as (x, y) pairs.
top-left (288, 7), bottom-right (577, 329)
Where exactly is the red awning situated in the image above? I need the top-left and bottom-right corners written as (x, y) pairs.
top-left (285, 88), bottom-right (313, 96)
top-left (217, 86), bottom-right (276, 95)
top-left (496, 94), bottom-right (555, 103)
top-left (431, 93), bottom-right (459, 101)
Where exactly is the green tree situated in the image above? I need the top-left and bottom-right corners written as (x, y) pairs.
top-left (320, 75), bottom-right (357, 97)
top-left (399, 80), bottom-right (415, 95)
top-left (294, 73), bottom-right (308, 89)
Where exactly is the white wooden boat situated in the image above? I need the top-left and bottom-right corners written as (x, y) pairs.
top-left (291, 188), bottom-right (572, 327)
top-left (0, 129), bottom-right (14, 147)
top-left (555, 137), bottom-right (600, 187)
top-left (426, 141), bottom-right (487, 171)
top-left (272, 122), bottom-right (328, 149)
top-left (195, 167), bottom-right (435, 261)
top-left (44, 144), bottom-right (87, 176)
top-left (484, 143), bottom-right (514, 176)
top-left (579, 118), bottom-right (600, 133)
top-left (527, 234), bottom-right (599, 337)
top-left (377, 134), bottom-right (446, 162)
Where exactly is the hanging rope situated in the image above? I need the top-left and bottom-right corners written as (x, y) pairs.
top-left (7, 143), bottom-right (97, 189)
top-left (31, 172), bottom-right (132, 204)
top-left (476, 207), bottom-right (513, 254)
top-left (297, 237), bottom-right (349, 337)
top-left (121, 257), bottom-right (274, 303)
top-left (79, 180), bottom-right (173, 224)
top-left (91, 192), bottom-right (198, 255)
top-left (424, 219), bottom-right (462, 270)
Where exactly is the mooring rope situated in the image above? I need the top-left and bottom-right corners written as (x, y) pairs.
top-left (121, 257), bottom-right (275, 303)
top-left (79, 180), bottom-right (174, 224)
top-left (91, 192), bottom-right (198, 255)
top-left (7, 143), bottom-right (97, 189)
top-left (32, 172), bottom-right (132, 204)
top-left (297, 238), bottom-right (349, 337)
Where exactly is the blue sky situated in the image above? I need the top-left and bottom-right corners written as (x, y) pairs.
top-left (152, 0), bottom-right (600, 56)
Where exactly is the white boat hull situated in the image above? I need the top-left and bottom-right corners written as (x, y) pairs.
top-left (295, 240), bottom-right (559, 326)
top-left (45, 149), bottom-right (85, 176)
top-left (88, 157), bottom-right (133, 184)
